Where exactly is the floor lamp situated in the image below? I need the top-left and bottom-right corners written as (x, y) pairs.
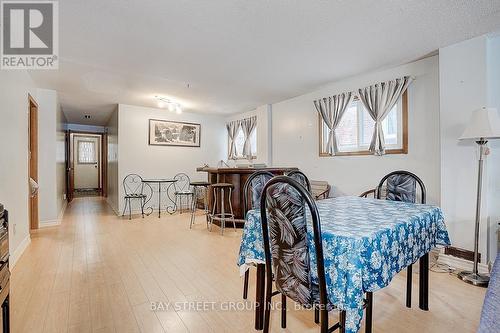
top-left (458, 107), bottom-right (500, 287)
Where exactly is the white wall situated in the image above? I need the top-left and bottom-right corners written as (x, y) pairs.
top-left (0, 71), bottom-right (36, 266)
top-left (106, 108), bottom-right (119, 213)
top-left (272, 56), bottom-right (441, 203)
top-left (116, 104), bottom-right (226, 213)
top-left (56, 102), bottom-right (67, 219)
top-left (486, 35), bottom-right (500, 260)
top-left (226, 104), bottom-right (273, 166)
top-left (36, 89), bottom-right (67, 226)
top-left (439, 35), bottom-right (500, 264)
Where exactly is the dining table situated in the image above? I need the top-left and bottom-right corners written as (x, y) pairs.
top-left (237, 196), bottom-right (451, 333)
top-left (142, 178), bottom-right (178, 218)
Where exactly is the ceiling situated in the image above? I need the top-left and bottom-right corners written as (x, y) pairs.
top-left (29, 0), bottom-right (500, 125)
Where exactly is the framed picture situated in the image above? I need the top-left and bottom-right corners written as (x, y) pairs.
top-left (149, 119), bottom-right (201, 147)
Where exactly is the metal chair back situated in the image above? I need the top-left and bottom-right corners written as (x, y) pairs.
top-left (173, 173), bottom-right (191, 193)
top-left (260, 176), bottom-right (328, 309)
top-left (242, 171), bottom-right (274, 216)
top-left (123, 174), bottom-right (144, 196)
top-left (376, 170), bottom-right (426, 204)
top-left (285, 170), bottom-right (311, 192)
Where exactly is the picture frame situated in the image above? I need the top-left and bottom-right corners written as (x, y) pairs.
top-left (148, 119), bottom-right (201, 147)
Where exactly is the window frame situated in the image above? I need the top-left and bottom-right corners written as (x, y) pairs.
top-left (228, 126), bottom-right (257, 160)
top-left (318, 90), bottom-right (408, 157)
top-left (77, 140), bottom-right (98, 164)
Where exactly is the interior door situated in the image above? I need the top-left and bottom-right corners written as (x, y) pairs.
top-left (66, 130), bottom-right (74, 202)
top-left (28, 96), bottom-right (39, 229)
top-left (73, 136), bottom-right (100, 189)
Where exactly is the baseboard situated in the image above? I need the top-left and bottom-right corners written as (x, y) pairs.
top-left (39, 200), bottom-right (67, 228)
top-left (437, 253), bottom-right (490, 274)
top-left (38, 219), bottom-right (61, 228)
top-left (10, 234), bottom-right (31, 268)
top-left (106, 197), bottom-right (120, 215)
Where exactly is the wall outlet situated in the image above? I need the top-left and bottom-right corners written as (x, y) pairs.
top-left (12, 223), bottom-right (16, 235)
top-left (63, 193), bottom-right (66, 200)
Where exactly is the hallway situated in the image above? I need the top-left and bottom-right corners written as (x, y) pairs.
top-left (11, 198), bottom-right (485, 333)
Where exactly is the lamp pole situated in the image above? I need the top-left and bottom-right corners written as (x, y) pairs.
top-left (457, 139), bottom-right (489, 287)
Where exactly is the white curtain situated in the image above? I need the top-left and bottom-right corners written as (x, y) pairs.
top-left (314, 92), bottom-right (353, 155)
top-left (358, 76), bottom-right (413, 155)
top-left (241, 116), bottom-right (257, 158)
top-left (226, 120), bottom-right (240, 159)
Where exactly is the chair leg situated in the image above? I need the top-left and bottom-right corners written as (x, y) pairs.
top-left (190, 190), bottom-right (196, 229)
top-left (320, 308), bottom-right (329, 333)
top-left (122, 198), bottom-right (128, 217)
top-left (281, 294), bottom-right (286, 329)
top-left (365, 292), bottom-right (373, 333)
top-left (406, 264), bottom-right (412, 308)
top-left (314, 305), bottom-right (319, 324)
top-left (229, 188), bottom-right (236, 231)
top-left (263, 292), bottom-right (272, 333)
top-left (339, 310), bottom-right (346, 333)
top-left (243, 270), bottom-right (249, 299)
top-left (141, 198), bottom-right (145, 218)
top-left (128, 198), bottom-right (132, 220)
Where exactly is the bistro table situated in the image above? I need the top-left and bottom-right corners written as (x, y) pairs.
top-left (142, 179), bottom-right (178, 218)
top-left (237, 196), bottom-right (450, 333)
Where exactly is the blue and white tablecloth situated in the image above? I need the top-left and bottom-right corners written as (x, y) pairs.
top-left (237, 196), bottom-right (450, 333)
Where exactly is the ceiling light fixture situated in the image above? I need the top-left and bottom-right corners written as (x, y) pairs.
top-left (155, 96), bottom-right (182, 113)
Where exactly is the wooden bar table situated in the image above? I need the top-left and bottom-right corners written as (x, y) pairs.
top-left (196, 166), bottom-right (297, 224)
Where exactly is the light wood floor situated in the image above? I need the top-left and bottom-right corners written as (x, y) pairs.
top-left (11, 197), bottom-right (486, 333)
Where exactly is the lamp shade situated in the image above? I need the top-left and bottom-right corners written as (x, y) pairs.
top-left (460, 107), bottom-right (500, 140)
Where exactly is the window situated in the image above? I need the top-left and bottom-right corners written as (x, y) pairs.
top-left (319, 91), bottom-right (408, 156)
top-left (232, 127), bottom-right (257, 159)
top-left (78, 140), bottom-right (97, 164)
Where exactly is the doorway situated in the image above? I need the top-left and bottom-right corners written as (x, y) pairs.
top-left (68, 132), bottom-right (107, 199)
top-left (28, 95), bottom-right (39, 230)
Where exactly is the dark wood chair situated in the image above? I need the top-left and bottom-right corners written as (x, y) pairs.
top-left (242, 171), bottom-right (275, 300)
top-left (260, 176), bottom-right (346, 333)
top-left (376, 170), bottom-right (426, 308)
top-left (359, 189), bottom-right (376, 198)
top-left (285, 170), bottom-right (311, 192)
top-left (311, 180), bottom-right (331, 200)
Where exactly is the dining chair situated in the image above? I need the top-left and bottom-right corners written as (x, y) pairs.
top-left (122, 174), bottom-right (147, 219)
top-left (376, 170), bottom-right (426, 308)
top-left (260, 175), bottom-right (346, 333)
top-left (310, 180), bottom-right (331, 200)
top-left (242, 171), bottom-right (275, 300)
top-left (285, 170), bottom-right (311, 192)
top-left (173, 173), bottom-right (194, 213)
top-left (359, 189), bottom-right (376, 198)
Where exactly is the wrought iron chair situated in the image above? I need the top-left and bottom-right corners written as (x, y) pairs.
top-left (173, 173), bottom-right (194, 213)
top-left (311, 180), bottom-right (331, 200)
top-left (242, 171), bottom-right (275, 300)
top-left (359, 189), bottom-right (376, 198)
top-left (376, 170), bottom-right (426, 308)
top-left (260, 176), bottom-right (346, 333)
top-left (122, 174), bottom-right (147, 220)
top-left (285, 170), bottom-right (311, 192)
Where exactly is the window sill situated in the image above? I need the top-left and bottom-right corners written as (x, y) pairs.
top-left (319, 148), bottom-right (407, 157)
top-left (229, 156), bottom-right (257, 160)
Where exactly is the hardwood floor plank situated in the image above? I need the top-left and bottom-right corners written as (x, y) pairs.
top-left (10, 197), bottom-right (486, 333)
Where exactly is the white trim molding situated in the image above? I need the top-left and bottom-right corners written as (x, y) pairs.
top-left (437, 253), bottom-right (490, 274)
top-left (39, 200), bottom-right (67, 228)
top-left (10, 234), bottom-right (31, 268)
